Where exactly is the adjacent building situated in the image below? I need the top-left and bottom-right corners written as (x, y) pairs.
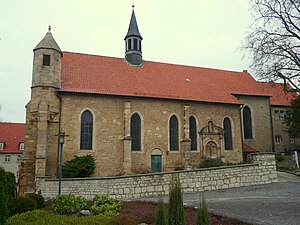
top-left (0, 122), bottom-right (25, 179)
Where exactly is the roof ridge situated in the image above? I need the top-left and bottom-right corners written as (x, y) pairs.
top-left (62, 51), bottom-right (246, 74)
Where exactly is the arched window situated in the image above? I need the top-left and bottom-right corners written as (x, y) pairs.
top-left (169, 115), bottom-right (179, 151)
top-left (80, 110), bottom-right (93, 150)
top-left (189, 116), bottom-right (197, 151)
top-left (131, 113), bottom-right (141, 151)
top-left (243, 106), bottom-right (253, 139)
top-left (223, 117), bottom-right (233, 150)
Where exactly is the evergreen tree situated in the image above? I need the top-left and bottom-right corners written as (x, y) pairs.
top-left (196, 195), bottom-right (210, 225)
top-left (168, 174), bottom-right (186, 225)
top-left (155, 199), bottom-right (167, 225)
top-left (0, 168), bottom-right (9, 224)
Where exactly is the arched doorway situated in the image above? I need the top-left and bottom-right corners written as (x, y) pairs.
top-left (205, 141), bottom-right (218, 158)
top-left (150, 149), bottom-right (163, 173)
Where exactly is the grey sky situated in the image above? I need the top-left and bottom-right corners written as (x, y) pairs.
top-left (0, 0), bottom-right (252, 123)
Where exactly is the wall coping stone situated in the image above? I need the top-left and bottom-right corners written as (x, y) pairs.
top-left (43, 163), bottom-right (259, 182)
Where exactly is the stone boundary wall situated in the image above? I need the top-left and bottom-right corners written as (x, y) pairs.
top-left (36, 153), bottom-right (277, 200)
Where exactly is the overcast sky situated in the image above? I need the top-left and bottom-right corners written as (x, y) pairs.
top-left (0, 0), bottom-right (253, 123)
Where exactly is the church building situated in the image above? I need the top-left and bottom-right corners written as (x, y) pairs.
top-left (21, 6), bottom-right (298, 193)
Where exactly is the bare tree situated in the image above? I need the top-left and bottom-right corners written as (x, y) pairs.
top-left (244, 0), bottom-right (300, 93)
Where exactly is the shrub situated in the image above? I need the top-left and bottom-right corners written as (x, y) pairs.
top-left (168, 174), bottom-right (186, 225)
top-left (111, 213), bottom-right (139, 225)
top-left (91, 194), bottom-right (122, 216)
top-left (198, 158), bottom-right (225, 168)
top-left (27, 193), bottom-right (45, 209)
top-left (0, 168), bottom-right (9, 224)
top-left (62, 155), bottom-right (96, 178)
top-left (9, 196), bottom-right (37, 216)
top-left (5, 171), bottom-right (17, 202)
top-left (275, 154), bottom-right (285, 162)
top-left (6, 210), bottom-right (113, 225)
top-left (52, 194), bottom-right (87, 215)
top-left (155, 199), bottom-right (167, 225)
top-left (196, 195), bottom-right (210, 225)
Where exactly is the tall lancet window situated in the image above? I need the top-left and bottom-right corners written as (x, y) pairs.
top-left (189, 116), bottom-right (197, 151)
top-left (223, 117), bottom-right (233, 150)
top-left (169, 115), bottom-right (179, 151)
top-left (80, 110), bottom-right (93, 150)
top-left (131, 113), bottom-right (141, 151)
top-left (243, 106), bottom-right (253, 139)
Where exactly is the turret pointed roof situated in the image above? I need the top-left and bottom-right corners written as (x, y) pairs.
top-left (34, 26), bottom-right (62, 53)
top-left (125, 7), bottom-right (142, 39)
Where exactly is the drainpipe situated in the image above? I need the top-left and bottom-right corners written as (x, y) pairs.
top-left (239, 104), bottom-right (245, 161)
top-left (269, 103), bottom-right (275, 152)
top-left (56, 91), bottom-right (62, 177)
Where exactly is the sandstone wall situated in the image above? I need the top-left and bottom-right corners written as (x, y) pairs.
top-left (36, 153), bottom-right (277, 200)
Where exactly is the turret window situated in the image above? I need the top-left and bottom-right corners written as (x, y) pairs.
top-left (139, 40), bottom-right (141, 51)
top-left (128, 39), bottom-right (132, 50)
top-left (43, 54), bottom-right (51, 66)
top-left (133, 39), bottom-right (138, 50)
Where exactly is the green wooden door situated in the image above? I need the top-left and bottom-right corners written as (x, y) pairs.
top-left (151, 155), bottom-right (162, 173)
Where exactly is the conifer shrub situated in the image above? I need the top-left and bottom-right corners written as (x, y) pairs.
top-left (0, 168), bottom-right (9, 224)
top-left (155, 199), bottom-right (167, 225)
top-left (196, 195), bottom-right (210, 225)
top-left (62, 155), bottom-right (96, 178)
top-left (198, 158), bottom-right (226, 168)
top-left (52, 194), bottom-right (87, 215)
top-left (5, 171), bottom-right (17, 202)
top-left (91, 194), bottom-right (122, 216)
top-left (27, 193), bottom-right (45, 209)
top-left (168, 174), bottom-right (186, 225)
top-left (8, 196), bottom-right (37, 216)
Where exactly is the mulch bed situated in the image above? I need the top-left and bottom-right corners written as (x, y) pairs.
top-left (42, 200), bottom-right (252, 225)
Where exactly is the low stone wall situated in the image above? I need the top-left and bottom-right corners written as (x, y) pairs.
top-left (36, 153), bottom-right (277, 200)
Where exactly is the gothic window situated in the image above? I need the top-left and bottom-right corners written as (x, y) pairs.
top-left (43, 54), bottom-right (51, 66)
top-left (223, 117), bottom-right (233, 150)
top-left (189, 116), bottom-right (197, 151)
top-left (80, 110), bottom-right (93, 150)
top-left (243, 106), bottom-right (253, 139)
top-left (131, 113), bottom-right (141, 151)
top-left (169, 115), bottom-right (179, 151)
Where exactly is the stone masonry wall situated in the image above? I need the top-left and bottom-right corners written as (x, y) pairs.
top-left (36, 153), bottom-right (277, 200)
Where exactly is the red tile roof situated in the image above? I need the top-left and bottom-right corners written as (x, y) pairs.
top-left (0, 122), bottom-right (25, 153)
top-left (61, 52), bottom-right (296, 106)
top-left (243, 143), bottom-right (258, 153)
top-left (258, 82), bottom-right (298, 106)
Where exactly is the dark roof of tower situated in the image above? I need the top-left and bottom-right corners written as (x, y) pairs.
top-left (33, 26), bottom-right (62, 53)
top-left (125, 8), bottom-right (142, 39)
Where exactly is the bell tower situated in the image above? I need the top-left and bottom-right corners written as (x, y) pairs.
top-left (125, 5), bottom-right (143, 66)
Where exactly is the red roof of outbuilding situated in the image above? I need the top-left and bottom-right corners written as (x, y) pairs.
top-left (61, 52), bottom-right (296, 106)
top-left (0, 122), bottom-right (25, 153)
